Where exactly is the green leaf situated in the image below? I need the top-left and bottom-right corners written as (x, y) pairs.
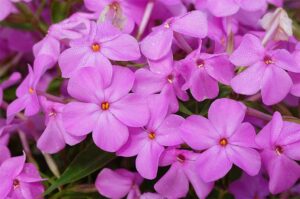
top-left (44, 143), bottom-right (116, 195)
top-left (179, 102), bottom-right (193, 115)
top-left (51, 1), bottom-right (69, 23)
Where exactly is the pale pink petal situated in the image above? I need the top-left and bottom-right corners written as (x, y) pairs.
top-left (239, 0), bottom-right (267, 11)
top-left (206, 0), bottom-right (240, 17)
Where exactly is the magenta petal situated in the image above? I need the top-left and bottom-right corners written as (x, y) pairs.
top-left (133, 69), bottom-right (166, 95)
top-left (117, 128), bottom-right (147, 157)
top-left (156, 114), bottom-right (184, 146)
top-left (110, 94), bottom-right (149, 127)
top-left (239, 0), bottom-right (266, 11)
top-left (190, 69), bottom-right (219, 101)
top-left (171, 11), bottom-right (207, 38)
top-left (147, 94), bottom-right (169, 131)
top-left (284, 141), bottom-right (300, 160)
top-left (229, 122), bottom-right (257, 148)
top-left (17, 164), bottom-right (43, 183)
top-left (0, 0), bottom-right (12, 21)
top-left (180, 115), bottom-right (219, 150)
top-left (95, 168), bottom-right (133, 198)
top-left (63, 102), bottom-right (100, 136)
top-left (140, 29), bottom-right (173, 60)
top-left (104, 66), bottom-right (135, 102)
top-left (196, 145), bottom-right (232, 182)
top-left (261, 65), bottom-right (292, 105)
top-left (255, 112), bottom-right (283, 149)
top-left (101, 34), bottom-right (140, 61)
top-left (272, 49), bottom-right (300, 73)
top-left (184, 161), bottom-right (214, 199)
top-left (0, 145), bottom-right (10, 165)
top-left (208, 98), bottom-right (246, 137)
top-left (7, 96), bottom-right (27, 123)
top-left (67, 67), bottom-right (105, 103)
top-left (93, 112), bottom-right (129, 152)
top-left (226, 145), bottom-right (261, 176)
top-left (230, 34), bottom-right (265, 66)
top-left (154, 163), bottom-right (189, 198)
top-left (206, 0), bottom-right (240, 17)
top-left (231, 62), bottom-right (266, 95)
top-left (136, 141), bottom-right (164, 179)
top-left (262, 150), bottom-right (300, 194)
top-left (37, 119), bottom-right (65, 154)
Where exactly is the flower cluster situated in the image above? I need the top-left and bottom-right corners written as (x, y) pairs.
top-left (1, 0), bottom-right (300, 198)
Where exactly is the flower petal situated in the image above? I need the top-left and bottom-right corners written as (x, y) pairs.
top-left (154, 163), bottom-right (189, 198)
top-left (208, 98), bottom-right (246, 137)
top-left (229, 122), bottom-right (257, 148)
top-left (196, 145), bottom-right (232, 182)
top-left (136, 141), bottom-right (164, 179)
top-left (272, 49), bottom-right (300, 73)
top-left (261, 65), bottom-right (292, 105)
top-left (93, 111), bottom-right (129, 152)
top-left (180, 115), bottom-right (219, 150)
top-left (206, 0), bottom-right (240, 17)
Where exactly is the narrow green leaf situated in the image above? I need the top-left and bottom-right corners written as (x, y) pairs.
top-left (44, 143), bottom-right (115, 195)
top-left (179, 102), bottom-right (193, 115)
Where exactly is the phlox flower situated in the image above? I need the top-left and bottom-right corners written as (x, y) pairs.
top-left (229, 172), bottom-right (269, 199)
top-left (154, 148), bottom-right (213, 199)
top-left (140, 10), bottom-right (207, 60)
top-left (58, 21), bottom-right (140, 84)
top-left (0, 154), bottom-right (44, 199)
top-left (230, 34), bottom-right (300, 105)
top-left (0, 0), bottom-right (31, 21)
top-left (0, 144), bottom-right (10, 164)
top-left (96, 168), bottom-right (143, 199)
top-left (133, 52), bottom-right (188, 112)
top-left (63, 66), bottom-right (149, 152)
top-left (178, 47), bottom-right (234, 101)
top-left (180, 98), bottom-right (261, 182)
top-left (255, 112), bottom-right (300, 194)
top-left (118, 94), bottom-right (184, 179)
top-left (7, 66), bottom-right (40, 123)
top-left (37, 97), bottom-right (85, 154)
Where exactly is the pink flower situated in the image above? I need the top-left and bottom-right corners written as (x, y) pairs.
top-left (37, 97), bottom-right (85, 154)
top-left (140, 10), bottom-right (207, 60)
top-left (95, 168), bottom-right (143, 199)
top-left (0, 0), bottom-right (31, 21)
top-left (179, 48), bottom-right (234, 101)
top-left (229, 172), bottom-right (269, 199)
top-left (7, 66), bottom-right (40, 123)
top-left (118, 95), bottom-right (184, 179)
top-left (255, 112), bottom-right (300, 194)
top-left (58, 21), bottom-right (140, 84)
top-left (154, 148), bottom-right (213, 198)
top-left (133, 53), bottom-right (188, 112)
top-left (180, 98), bottom-right (261, 182)
top-left (63, 66), bottom-right (149, 152)
top-left (0, 154), bottom-right (44, 199)
top-left (230, 34), bottom-right (300, 105)
top-left (0, 144), bottom-right (10, 165)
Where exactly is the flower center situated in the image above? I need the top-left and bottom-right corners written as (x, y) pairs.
top-left (109, 1), bottom-right (120, 11)
top-left (148, 132), bottom-right (156, 140)
top-left (167, 74), bottom-right (174, 83)
top-left (196, 59), bottom-right (205, 68)
top-left (101, 102), bottom-right (110, 110)
top-left (28, 87), bottom-right (35, 94)
top-left (13, 179), bottom-right (20, 189)
top-left (219, 138), bottom-right (228, 147)
top-left (275, 145), bottom-right (283, 155)
top-left (263, 55), bottom-right (273, 65)
top-left (177, 154), bottom-right (185, 163)
top-left (91, 43), bottom-right (101, 52)
top-left (48, 110), bottom-right (57, 117)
